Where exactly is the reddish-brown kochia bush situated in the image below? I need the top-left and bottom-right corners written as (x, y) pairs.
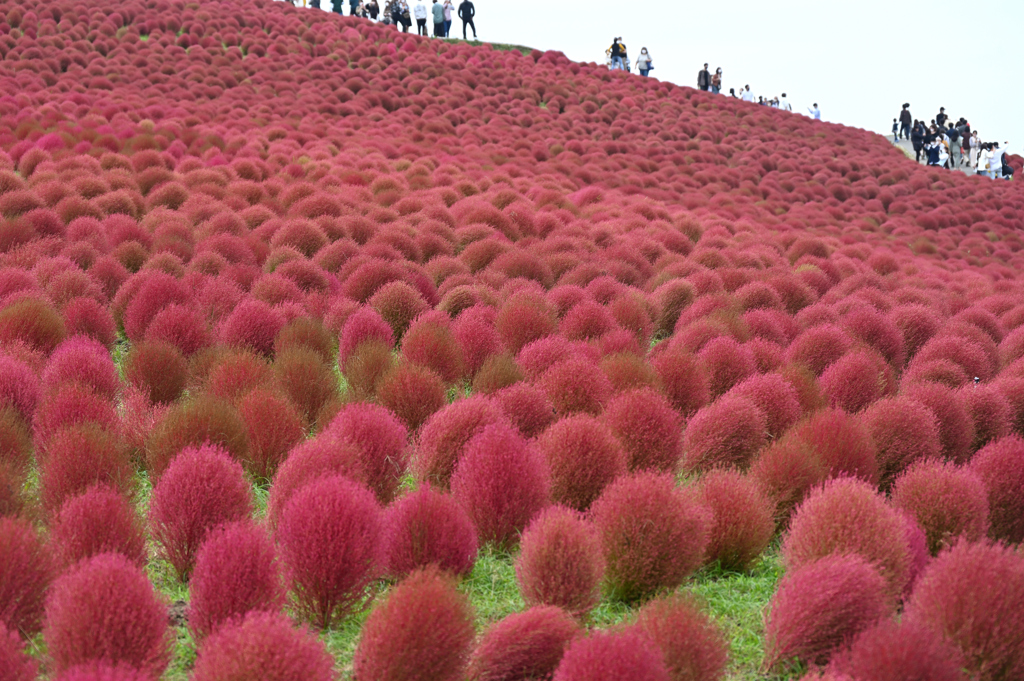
top-left (763, 555), bottom-right (891, 672)
top-left (696, 336), bottom-right (756, 398)
top-left (969, 435), bottom-right (1024, 543)
top-left (342, 339), bottom-right (396, 401)
top-left (0, 356), bottom-right (37, 442)
top-left (632, 593), bottom-right (729, 681)
top-left (552, 629), bottom-right (672, 681)
top-left (274, 346), bottom-right (339, 425)
top-left (145, 303), bottom-right (213, 358)
top-left (187, 520), bottom-right (286, 642)
top-left (219, 298), bottom-right (286, 357)
top-left (818, 348), bottom-right (891, 413)
top-left (682, 395), bottom-right (767, 473)
top-left (590, 472), bottom-right (709, 602)
top-left (380, 485), bottom-right (479, 579)
top-left (414, 396), bottom-right (507, 489)
top-left (827, 619), bottom-right (966, 681)
top-left (495, 293), bottom-right (558, 355)
top-left (39, 423), bottom-right (134, 515)
top-left (651, 345), bottom-right (710, 417)
top-left (725, 372), bottom-right (802, 440)
top-left (891, 460), bottom-right (990, 556)
top-left (515, 506), bottom-right (605, 618)
top-left (264, 434), bottom-right (365, 528)
top-left (122, 339), bottom-right (187, 405)
top-left (276, 475), bottom-right (381, 629)
top-left (467, 606), bottom-right (580, 681)
top-left (785, 409), bottom-right (879, 484)
top-left (402, 314), bottom-right (466, 385)
top-left (43, 552), bottom-right (172, 676)
top-left (353, 566), bottom-right (475, 681)
top-left (376, 361), bottom-right (447, 432)
top-left (0, 517), bottom-right (53, 637)
top-left (50, 486), bottom-right (147, 569)
top-left (238, 388), bottom-right (304, 481)
top-left (603, 389), bottom-right (682, 473)
top-left (904, 540), bottom-right (1024, 681)
top-left (859, 397), bottom-right (941, 490)
top-left (62, 297), bottom-right (117, 349)
top-left (145, 394), bottom-right (250, 479)
top-left (538, 415), bottom-right (627, 512)
top-left (784, 324), bottom-right (852, 376)
top-left (782, 477), bottom-right (910, 597)
top-left (696, 469), bottom-right (775, 572)
top-left (451, 423), bottom-right (551, 549)
top-left (41, 336), bottom-right (120, 401)
top-left (32, 384), bottom-right (118, 452)
top-left (492, 383), bottom-right (557, 439)
top-left (902, 381), bottom-right (975, 464)
top-left (339, 307), bottom-right (395, 369)
top-left (327, 402), bottom-right (410, 504)
top-left (190, 612), bottom-right (336, 681)
top-left (0, 621), bottom-right (36, 681)
top-left (538, 357), bottom-right (613, 417)
top-left (203, 349), bottom-right (277, 405)
top-left (370, 280), bottom-right (430, 340)
top-left (275, 316), bottom-right (335, 365)
top-left (960, 384), bottom-right (1012, 452)
top-left (471, 352), bottom-right (524, 395)
top-left (148, 444), bottom-right (254, 582)
top-left (0, 297), bottom-right (66, 354)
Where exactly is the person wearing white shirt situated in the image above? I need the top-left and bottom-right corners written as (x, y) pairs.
top-left (779, 93), bottom-right (792, 112)
top-left (807, 103), bottom-right (821, 120)
top-left (741, 85), bottom-right (755, 102)
top-left (414, 1), bottom-right (428, 35)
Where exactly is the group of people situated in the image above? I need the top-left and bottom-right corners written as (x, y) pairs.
top-left (604, 39), bottom-right (654, 77)
top-left (284, 0), bottom-right (477, 40)
top-left (896, 104), bottom-right (1013, 180)
top-left (698, 64), bottom-right (819, 119)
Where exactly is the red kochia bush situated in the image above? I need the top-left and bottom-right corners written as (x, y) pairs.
top-left (414, 396), bottom-right (507, 489)
top-left (859, 397), bottom-right (942, 490)
top-left (891, 460), bottom-right (990, 555)
top-left (785, 409), bottom-right (879, 484)
top-left (905, 540), bottom-right (1024, 681)
top-left (380, 486), bottom-right (479, 579)
top-left (633, 593), bottom-right (729, 681)
top-left (696, 469), bottom-right (775, 572)
top-left (219, 298), bottom-right (286, 357)
top-left (49, 662), bottom-right (157, 680)
top-left (63, 297), bottom-right (118, 348)
top-left (682, 395), bottom-right (767, 473)
top-left (590, 472), bottom-right (709, 602)
top-left (782, 477), bottom-right (910, 597)
top-left (515, 506), bottom-right (605, 618)
top-left (39, 424), bottom-right (134, 515)
top-left (960, 384), bottom-right (1012, 452)
top-left (50, 486), bottom-right (147, 569)
top-left (43, 553), bottom-right (172, 676)
top-left (0, 297), bottom-right (66, 354)
top-left (818, 348), bottom-right (891, 413)
top-left (785, 324), bottom-right (852, 375)
top-left (969, 435), bottom-right (1024, 543)
top-left (264, 434), bottom-right (365, 528)
top-left (32, 383), bottom-right (118, 451)
top-left (451, 424), bottom-right (551, 549)
top-left (603, 389), bottom-right (682, 473)
top-left (190, 612), bottom-right (336, 681)
top-left (0, 517), bottom-right (53, 636)
top-left (353, 566), bottom-right (475, 681)
top-left (144, 394), bottom-right (250, 479)
top-left (763, 555), bottom-right (890, 672)
top-left (339, 307), bottom-right (395, 369)
top-left (495, 292), bottom-right (558, 355)
top-left (402, 313), bottom-right (466, 385)
top-left (122, 339), bottom-right (187, 405)
top-left (827, 619), bottom-right (966, 681)
top-left (274, 346), bottom-right (339, 425)
top-left (377, 361), bottom-right (447, 431)
top-left (0, 622), bottom-right (36, 681)
top-left (327, 402), bottom-right (410, 504)
top-left (538, 415), bottom-right (627, 512)
top-left (276, 475), bottom-right (381, 629)
top-left (552, 629), bottom-right (671, 681)
top-left (238, 388), bottom-right (304, 481)
top-left (148, 444), bottom-right (254, 581)
top-left (538, 357), bottom-right (613, 417)
top-left (467, 606), bottom-right (579, 681)
top-left (725, 372), bottom-right (802, 440)
top-left (902, 381), bottom-right (975, 464)
top-left (369, 280), bottom-right (430, 340)
top-left (41, 336), bottom-right (119, 400)
top-left (696, 336), bottom-right (756, 398)
top-left (493, 383), bottom-right (557, 439)
top-left (651, 345), bottom-right (710, 417)
top-left (187, 520), bottom-right (286, 641)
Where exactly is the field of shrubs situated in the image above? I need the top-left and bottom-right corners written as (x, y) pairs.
top-left (1, 0), bottom-right (1024, 679)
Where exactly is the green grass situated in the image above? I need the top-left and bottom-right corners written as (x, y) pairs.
top-left (440, 38), bottom-right (533, 55)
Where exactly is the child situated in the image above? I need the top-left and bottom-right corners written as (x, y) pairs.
top-left (892, 118), bottom-right (899, 143)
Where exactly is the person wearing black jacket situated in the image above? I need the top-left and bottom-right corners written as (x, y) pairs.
top-left (910, 120), bottom-right (926, 162)
top-left (936, 107), bottom-right (947, 128)
top-left (899, 104), bottom-right (912, 140)
top-left (697, 63), bottom-right (711, 91)
top-left (458, 0), bottom-right (476, 39)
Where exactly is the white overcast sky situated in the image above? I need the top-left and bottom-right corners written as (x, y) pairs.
top-left (306, 0), bottom-right (1024, 150)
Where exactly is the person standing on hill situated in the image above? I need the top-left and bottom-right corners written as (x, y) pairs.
top-left (332, 0), bottom-right (343, 13)
top-left (741, 84), bottom-right (754, 102)
top-left (711, 67), bottom-right (722, 94)
top-left (911, 120), bottom-right (926, 162)
top-left (697, 64), bottom-right (711, 91)
top-left (607, 38), bottom-right (626, 71)
top-left (899, 104), bottom-right (912, 140)
top-left (442, 0), bottom-right (453, 36)
top-left (636, 48), bottom-right (652, 77)
top-left (458, 0), bottom-right (476, 39)
top-left (414, 1), bottom-right (428, 35)
top-left (946, 123), bottom-right (962, 168)
top-left (366, 0), bottom-right (379, 19)
top-left (807, 103), bottom-right (821, 120)
top-left (779, 93), bottom-right (792, 111)
top-left (936, 107), bottom-right (948, 128)
top-left (431, 0), bottom-right (444, 35)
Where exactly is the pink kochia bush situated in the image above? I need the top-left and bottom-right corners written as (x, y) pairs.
top-left (43, 553), bottom-right (172, 676)
top-left (537, 415), bottom-right (627, 512)
top-left (50, 486), bottom-right (148, 569)
top-left (859, 396), bottom-right (942, 489)
top-left (187, 520), bottom-right (287, 642)
top-left (890, 460), bottom-right (990, 555)
top-left (0, 622), bottom-right (36, 681)
top-left (451, 424), bottom-right (551, 549)
top-left (413, 396), bottom-right (507, 489)
top-left (969, 435), bottom-right (1024, 543)
top-left (380, 485), bottom-right (479, 579)
top-left (552, 629), bottom-right (671, 681)
top-left (39, 423), bottom-right (135, 515)
top-left (682, 395), bottom-right (767, 473)
top-left (763, 555), bottom-right (891, 672)
top-left (276, 475), bottom-right (381, 629)
top-left (590, 472), bottom-right (709, 602)
top-left (0, 517), bottom-right (53, 637)
top-left (602, 389), bottom-right (683, 473)
top-left (327, 402), bottom-right (411, 504)
top-left (515, 506), bottom-right (605, 618)
top-left (353, 566), bottom-right (475, 681)
top-left (467, 606), bottom-right (580, 681)
top-left (696, 469), bottom-right (775, 572)
top-left (190, 612), bottom-right (336, 681)
top-left (376, 361), bottom-right (447, 432)
top-left (147, 444), bottom-right (254, 581)
top-left (41, 336), bottom-right (120, 400)
top-left (827, 619), bottom-right (966, 681)
top-left (633, 594), bottom-right (729, 681)
top-left (904, 540), bottom-right (1024, 681)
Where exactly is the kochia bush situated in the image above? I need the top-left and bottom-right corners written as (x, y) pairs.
top-left (602, 389), bottom-right (683, 473)
top-left (827, 619), bottom-right (966, 681)
top-left (538, 415), bottom-right (627, 512)
top-left (122, 339), bottom-right (188, 405)
top-left (890, 460), bottom-right (990, 555)
top-left (413, 396), bottom-right (507, 489)
top-left (682, 395), bottom-right (767, 473)
top-left (552, 629), bottom-right (671, 681)
top-left (0, 517), bottom-right (53, 637)
top-left (326, 402), bottom-right (411, 504)
top-left (859, 397), bottom-right (941, 490)
top-left (696, 469), bottom-right (775, 572)
top-left (467, 606), bottom-right (579, 681)
top-left (50, 486), bottom-right (148, 569)
top-left (39, 423), bottom-right (135, 515)
top-left (969, 435), bottom-right (1024, 543)
top-left (380, 486), bottom-right (479, 579)
top-left (633, 593), bottom-right (729, 681)
top-left (0, 621), bottom-right (36, 681)
top-left (376, 361), bottom-right (447, 432)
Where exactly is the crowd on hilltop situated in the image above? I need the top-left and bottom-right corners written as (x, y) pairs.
top-left (280, 0), bottom-right (478, 39)
top-left (896, 104), bottom-right (1014, 180)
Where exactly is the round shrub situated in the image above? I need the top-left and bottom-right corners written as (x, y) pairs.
top-left (763, 555), bottom-right (891, 672)
top-left (0, 407), bottom-right (30, 474)
top-left (0, 621), bottom-right (36, 681)
top-left (603, 389), bottom-right (682, 473)
top-left (42, 336), bottom-right (119, 400)
top-left (276, 475), bottom-right (381, 629)
top-left (590, 472), bottom-right (709, 602)
top-left (633, 593), bottom-right (729, 681)
top-left (50, 662), bottom-right (157, 680)
top-left (495, 293), bottom-right (558, 355)
top-left (785, 409), bottom-right (879, 484)
top-left (515, 507), bottom-right (604, 618)
top-left (467, 606), bottom-right (580, 681)
top-left (204, 349), bottom-right (277, 404)
top-left (148, 444), bottom-right (254, 582)
top-left (0, 296), bottom-right (66, 353)
top-left (326, 402), bottom-right (410, 504)
top-left (902, 381), bottom-right (975, 464)
top-left (0, 517), bottom-right (53, 636)
top-left (274, 316), bottom-right (335, 365)
top-left (144, 394), bottom-right (250, 479)
top-left (122, 271), bottom-right (188, 342)
top-left (843, 306), bottom-right (907, 369)
top-left (905, 540), bottom-right (1024, 681)
top-left (414, 396), bottom-right (507, 489)
top-left (339, 306), bottom-right (395, 369)
top-left (960, 384), bottom-right (1012, 452)
top-left (472, 353), bottom-right (524, 395)
top-left (402, 314), bottom-right (466, 385)
top-left (696, 336), bottom-right (756, 399)
top-left (274, 346), bottom-right (339, 424)
top-left (492, 383), bottom-right (556, 439)
top-left (219, 298), bottom-right (286, 357)
top-left (891, 460), bottom-right (990, 556)
top-left (552, 629), bottom-right (671, 681)
top-left (39, 424), bottom-right (134, 515)
top-left (785, 324), bottom-right (852, 376)
top-left (342, 339), bottom-right (396, 401)
top-left (187, 520), bottom-right (286, 642)
top-left (32, 383), bottom-right (118, 452)
top-left (50, 486), bottom-right (147, 569)
top-left (696, 469), bottom-right (775, 572)
top-left (451, 424), bottom-right (551, 549)
top-left (264, 434), bottom-right (365, 528)
top-left (369, 280), bottom-right (429, 340)
top-left (353, 566), bottom-right (475, 681)
top-left (377, 361), bottom-right (447, 432)
top-left (750, 437), bottom-right (826, 529)
top-left (122, 339), bottom-right (187, 405)
top-left (819, 349), bottom-right (891, 413)
top-left (43, 553), bottom-right (172, 676)
top-left (380, 486), bottom-right (479, 579)
top-left (682, 395), bottom-right (767, 473)
top-left (860, 397), bottom-right (942, 490)
top-left (725, 372), bottom-right (802, 439)
top-left (538, 357), bottom-right (613, 417)
top-left (238, 388), bottom-right (304, 481)
top-left (191, 612), bottom-right (335, 681)
top-left (145, 303), bottom-right (212, 357)
top-left (970, 435), bottom-right (1024, 543)
top-left (651, 345), bottom-right (710, 417)
top-left (782, 477), bottom-right (911, 597)
top-left (538, 415), bottom-right (627, 512)
top-left (827, 619), bottom-right (966, 681)
top-left (62, 297), bottom-right (117, 348)
top-left (452, 306), bottom-right (501, 376)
